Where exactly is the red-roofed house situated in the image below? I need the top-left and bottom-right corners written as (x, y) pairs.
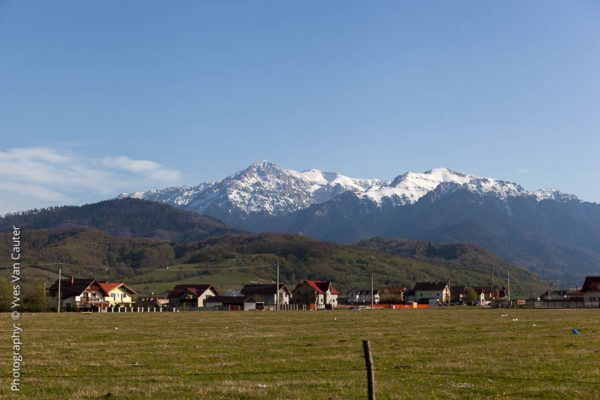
top-left (292, 280), bottom-right (338, 310)
top-left (581, 276), bottom-right (600, 308)
top-left (167, 284), bottom-right (219, 309)
top-left (48, 277), bottom-right (109, 311)
top-left (98, 282), bottom-right (138, 307)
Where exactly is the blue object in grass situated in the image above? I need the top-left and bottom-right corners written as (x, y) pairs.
top-left (572, 329), bottom-right (580, 335)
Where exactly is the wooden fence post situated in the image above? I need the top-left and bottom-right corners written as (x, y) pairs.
top-left (362, 340), bottom-right (375, 400)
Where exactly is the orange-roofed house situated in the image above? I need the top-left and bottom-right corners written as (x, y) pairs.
top-left (292, 280), bottom-right (339, 310)
top-left (99, 282), bottom-right (138, 307)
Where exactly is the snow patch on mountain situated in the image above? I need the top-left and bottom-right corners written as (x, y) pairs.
top-left (119, 162), bottom-right (579, 217)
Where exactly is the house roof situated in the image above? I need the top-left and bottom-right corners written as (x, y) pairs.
top-left (582, 277), bottom-right (600, 292)
top-left (167, 284), bottom-right (218, 298)
top-left (241, 284), bottom-right (290, 296)
top-left (302, 280), bottom-right (339, 295)
top-left (204, 296), bottom-right (255, 305)
top-left (450, 286), bottom-right (468, 295)
top-left (98, 282), bottom-right (138, 295)
top-left (48, 278), bottom-right (107, 298)
top-left (414, 281), bottom-right (448, 291)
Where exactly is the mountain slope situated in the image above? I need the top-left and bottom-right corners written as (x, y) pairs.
top-left (355, 237), bottom-right (541, 288)
top-left (0, 227), bottom-right (547, 296)
top-left (121, 162), bottom-right (574, 224)
top-left (77, 162), bottom-right (600, 286)
top-left (0, 198), bottom-right (243, 243)
top-left (285, 187), bottom-right (600, 285)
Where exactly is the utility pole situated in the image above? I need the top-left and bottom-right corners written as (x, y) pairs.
top-left (507, 272), bottom-right (511, 307)
top-left (276, 261), bottom-right (280, 311)
top-left (371, 270), bottom-right (374, 310)
top-left (43, 281), bottom-right (46, 312)
top-left (57, 268), bottom-right (62, 313)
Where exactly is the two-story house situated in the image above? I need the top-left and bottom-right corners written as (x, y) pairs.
top-left (240, 284), bottom-right (291, 309)
top-left (581, 276), bottom-right (600, 308)
top-left (99, 282), bottom-right (138, 307)
top-left (292, 280), bottom-right (338, 310)
top-left (48, 277), bottom-right (109, 311)
top-left (414, 281), bottom-right (450, 304)
top-left (167, 284), bottom-right (219, 309)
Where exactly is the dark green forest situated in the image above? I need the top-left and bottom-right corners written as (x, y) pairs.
top-left (0, 226), bottom-right (547, 300)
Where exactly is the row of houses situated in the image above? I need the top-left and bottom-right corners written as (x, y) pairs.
top-left (167, 280), bottom-right (340, 311)
top-left (47, 275), bottom-right (600, 311)
top-left (536, 277), bottom-right (600, 308)
top-left (348, 282), bottom-right (509, 306)
top-left (48, 277), bottom-right (340, 311)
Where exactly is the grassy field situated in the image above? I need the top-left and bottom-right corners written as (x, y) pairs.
top-left (1, 308), bottom-right (599, 399)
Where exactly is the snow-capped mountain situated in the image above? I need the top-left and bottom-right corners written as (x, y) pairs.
top-left (120, 161), bottom-right (576, 217)
top-left (119, 161), bottom-right (600, 287)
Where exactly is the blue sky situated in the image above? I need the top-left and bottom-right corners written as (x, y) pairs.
top-left (1, 1), bottom-right (599, 213)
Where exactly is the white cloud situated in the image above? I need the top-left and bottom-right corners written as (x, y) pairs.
top-left (0, 147), bottom-right (183, 215)
top-left (101, 156), bottom-right (181, 182)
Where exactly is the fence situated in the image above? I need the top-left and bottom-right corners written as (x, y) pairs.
top-left (534, 301), bottom-right (586, 309)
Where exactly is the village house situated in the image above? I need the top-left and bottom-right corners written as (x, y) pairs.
top-left (292, 280), bottom-right (339, 310)
top-left (566, 290), bottom-right (584, 303)
top-left (167, 284), bottom-right (218, 309)
top-left (581, 277), bottom-right (600, 308)
top-left (98, 282), bottom-right (137, 307)
top-left (450, 286), bottom-right (468, 304)
top-left (240, 284), bottom-right (291, 309)
top-left (414, 281), bottom-right (450, 304)
top-left (48, 277), bottom-right (109, 311)
top-left (539, 290), bottom-right (568, 301)
top-left (404, 289), bottom-right (416, 303)
top-left (347, 289), bottom-right (380, 305)
top-left (473, 286), bottom-right (503, 304)
top-left (378, 287), bottom-right (407, 303)
top-left (204, 296), bottom-right (256, 311)
top-left (137, 296), bottom-right (169, 309)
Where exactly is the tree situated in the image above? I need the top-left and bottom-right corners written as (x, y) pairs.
top-left (0, 280), bottom-right (13, 312)
top-left (24, 282), bottom-right (46, 312)
top-left (465, 287), bottom-right (478, 305)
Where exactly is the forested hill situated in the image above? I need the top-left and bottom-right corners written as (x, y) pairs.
top-left (0, 198), bottom-right (243, 243)
top-left (355, 237), bottom-right (538, 288)
top-left (0, 227), bottom-right (547, 296)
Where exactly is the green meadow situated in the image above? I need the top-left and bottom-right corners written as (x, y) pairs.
top-left (1, 308), bottom-right (599, 399)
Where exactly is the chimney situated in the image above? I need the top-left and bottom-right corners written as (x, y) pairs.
top-left (71, 276), bottom-right (74, 285)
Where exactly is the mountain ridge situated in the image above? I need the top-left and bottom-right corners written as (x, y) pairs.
top-left (120, 162), bottom-right (581, 220)
top-left (118, 162), bottom-right (600, 286)
top-left (0, 198), bottom-right (244, 242)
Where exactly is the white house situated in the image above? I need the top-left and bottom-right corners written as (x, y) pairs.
top-left (347, 289), bottom-right (380, 304)
top-left (241, 284), bottom-right (291, 309)
top-left (414, 281), bottom-right (450, 303)
top-left (292, 280), bottom-right (339, 310)
top-left (167, 284), bottom-right (218, 309)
